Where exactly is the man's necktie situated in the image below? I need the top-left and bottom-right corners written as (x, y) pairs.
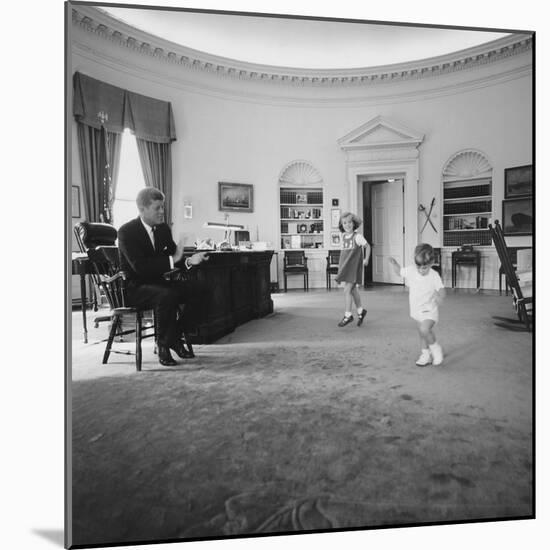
top-left (152, 226), bottom-right (160, 253)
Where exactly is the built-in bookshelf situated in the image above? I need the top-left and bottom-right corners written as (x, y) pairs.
top-left (443, 177), bottom-right (492, 246)
top-left (279, 187), bottom-right (324, 249)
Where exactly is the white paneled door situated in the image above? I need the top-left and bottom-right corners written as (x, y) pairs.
top-left (371, 180), bottom-right (404, 283)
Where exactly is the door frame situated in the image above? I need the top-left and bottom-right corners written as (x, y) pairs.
top-left (362, 176), bottom-right (405, 285)
top-left (338, 115), bottom-right (423, 269)
top-left (345, 161), bottom-right (419, 269)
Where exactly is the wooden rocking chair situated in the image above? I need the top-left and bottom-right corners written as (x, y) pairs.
top-left (489, 220), bottom-right (533, 331)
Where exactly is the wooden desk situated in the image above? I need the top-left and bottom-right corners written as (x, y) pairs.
top-left (452, 250), bottom-right (481, 289)
top-left (175, 250), bottom-right (274, 344)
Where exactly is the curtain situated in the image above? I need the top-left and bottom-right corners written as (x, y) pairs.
top-left (74, 72), bottom-right (177, 142)
top-left (73, 72), bottom-right (176, 223)
top-left (136, 138), bottom-right (173, 225)
top-left (76, 123), bottom-right (121, 223)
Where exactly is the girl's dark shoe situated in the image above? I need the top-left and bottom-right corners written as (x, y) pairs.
top-left (338, 315), bottom-right (354, 327)
top-left (357, 309), bottom-right (367, 326)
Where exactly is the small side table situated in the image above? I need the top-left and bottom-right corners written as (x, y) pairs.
top-left (452, 250), bottom-right (481, 289)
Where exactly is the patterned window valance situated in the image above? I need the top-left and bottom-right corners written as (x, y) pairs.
top-left (73, 72), bottom-right (177, 143)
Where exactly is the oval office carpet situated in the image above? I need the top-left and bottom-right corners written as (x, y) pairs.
top-left (70, 286), bottom-right (533, 546)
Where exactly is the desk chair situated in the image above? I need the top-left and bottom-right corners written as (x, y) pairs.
top-left (74, 221), bottom-right (118, 326)
top-left (283, 251), bottom-right (309, 291)
top-left (326, 250), bottom-right (341, 289)
top-left (88, 246), bottom-right (157, 371)
top-left (489, 221), bottom-right (533, 331)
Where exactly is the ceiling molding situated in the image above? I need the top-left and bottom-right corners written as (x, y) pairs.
top-left (72, 7), bottom-right (533, 88)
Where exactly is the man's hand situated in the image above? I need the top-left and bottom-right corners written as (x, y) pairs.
top-left (172, 243), bottom-right (186, 265)
top-left (188, 251), bottom-right (210, 266)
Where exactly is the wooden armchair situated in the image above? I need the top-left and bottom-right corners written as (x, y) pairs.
top-left (87, 246), bottom-right (157, 371)
top-left (489, 220), bottom-right (533, 331)
top-left (283, 251), bottom-right (309, 292)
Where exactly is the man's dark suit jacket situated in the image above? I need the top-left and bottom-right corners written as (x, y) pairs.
top-left (117, 217), bottom-right (177, 286)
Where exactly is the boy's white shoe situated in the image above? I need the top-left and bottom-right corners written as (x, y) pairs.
top-left (415, 349), bottom-right (432, 367)
top-left (429, 343), bottom-right (444, 366)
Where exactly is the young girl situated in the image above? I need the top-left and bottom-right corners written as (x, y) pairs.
top-left (335, 212), bottom-right (371, 327)
top-left (388, 243), bottom-right (445, 366)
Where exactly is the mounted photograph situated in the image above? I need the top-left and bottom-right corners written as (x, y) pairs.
top-left (65, 2), bottom-right (534, 549)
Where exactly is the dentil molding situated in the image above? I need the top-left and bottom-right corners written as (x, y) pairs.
top-left (72, 6), bottom-right (532, 89)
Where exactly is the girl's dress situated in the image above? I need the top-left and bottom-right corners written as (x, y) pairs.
top-left (335, 231), bottom-right (364, 285)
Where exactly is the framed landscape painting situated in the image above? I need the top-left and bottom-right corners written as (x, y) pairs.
top-left (502, 197), bottom-right (533, 235)
top-left (218, 182), bottom-right (254, 212)
top-left (504, 164), bottom-right (532, 198)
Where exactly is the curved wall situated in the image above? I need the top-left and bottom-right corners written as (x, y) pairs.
top-left (69, 7), bottom-right (533, 258)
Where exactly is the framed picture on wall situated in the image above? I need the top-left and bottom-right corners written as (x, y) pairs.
top-left (218, 182), bottom-right (254, 212)
top-left (502, 197), bottom-right (533, 235)
top-left (504, 164), bottom-right (532, 198)
top-left (331, 208), bottom-right (341, 228)
top-left (72, 185), bottom-right (81, 218)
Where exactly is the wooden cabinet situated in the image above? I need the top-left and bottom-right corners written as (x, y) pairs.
top-left (443, 177), bottom-right (492, 246)
top-left (279, 187), bottom-right (324, 250)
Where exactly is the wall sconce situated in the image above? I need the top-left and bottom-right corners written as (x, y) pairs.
top-left (183, 201), bottom-right (193, 219)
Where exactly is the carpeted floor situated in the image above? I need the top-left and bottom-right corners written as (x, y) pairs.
top-left (69, 286), bottom-right (533, 547)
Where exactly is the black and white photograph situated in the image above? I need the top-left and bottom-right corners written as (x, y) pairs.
top-left (502, 197), bottom-right (533, 236)
top-left (504, 165), bottom-right (533, 198)
top-left (54, 1), bottom-right (542, 549)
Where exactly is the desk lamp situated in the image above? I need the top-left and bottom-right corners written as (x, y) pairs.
top-left (203, 214), bottom-right (244, 248)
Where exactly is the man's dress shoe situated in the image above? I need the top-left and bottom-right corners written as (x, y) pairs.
top-left (158, 346), bottom-right (177, 366)
top-left (171, 341), bottom-right (195, 359)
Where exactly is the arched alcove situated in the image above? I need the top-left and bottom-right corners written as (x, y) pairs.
top-left (278, 160), bottom-right (325, 254)
top-left (441, 149), bottom-right (493, 247)
top-left (443, 149), bottom-right (493, 179)
top-left (278, 160), bottom-right (323, 186)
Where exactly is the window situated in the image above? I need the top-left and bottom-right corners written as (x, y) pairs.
top-left (112, 130), bottom-right (146, 228)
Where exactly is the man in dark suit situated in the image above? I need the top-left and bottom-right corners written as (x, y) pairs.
top-left (118, 187), bottom-right (209, 366)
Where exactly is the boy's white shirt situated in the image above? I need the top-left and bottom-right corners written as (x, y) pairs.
top-left (400, 266), bottom-right (444, 314)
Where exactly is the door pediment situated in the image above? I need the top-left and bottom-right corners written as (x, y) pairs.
top-left (338, 115), bottom-right (424, 151)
